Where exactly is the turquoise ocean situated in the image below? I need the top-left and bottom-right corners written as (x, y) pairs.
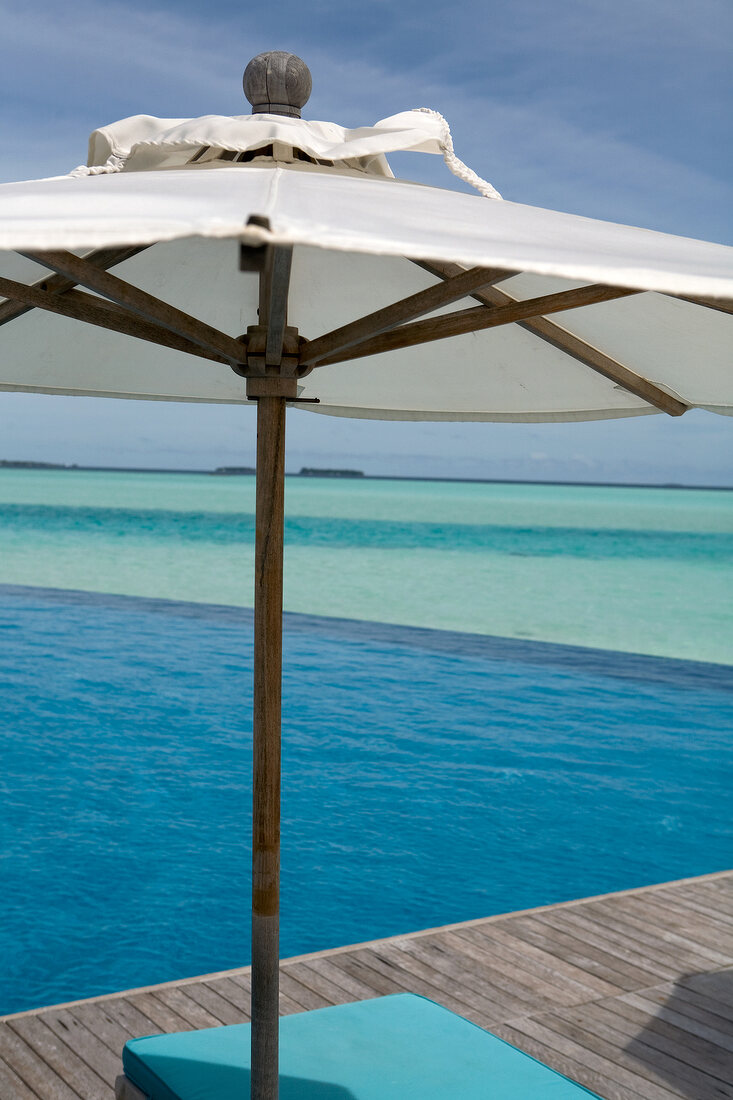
top-left (1, 468), bottom-right (732, 1013)
top-left (0, 468), bottom-right (731, 662)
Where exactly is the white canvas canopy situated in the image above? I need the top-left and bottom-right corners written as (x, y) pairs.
top-left (1, 50), bottom-right (731, 1100)
top-left (0, 102), bottom-right (731, 421)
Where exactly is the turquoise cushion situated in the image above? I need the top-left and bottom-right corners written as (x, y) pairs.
top-left (123, 993), bottom-right (598, 1100)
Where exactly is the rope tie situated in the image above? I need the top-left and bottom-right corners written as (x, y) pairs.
top-left (414, 108), bottom-right (502, 200)
top-left (70, 154), bottom-right (127, 179)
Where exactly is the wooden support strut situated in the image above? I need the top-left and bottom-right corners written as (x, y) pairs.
top-left (0, 275), bottom-right (230, 365)
top-left (412, 259), bottom-right (689, 418)
top-left (20, 249), bottom-right (248, 366)
top-left (298, 264), bottom-right (513, 367)
top-left (674, 293), bottom-right (733, 316)
top-left (310, 282), bottom-right (641, 367)
top-left (0, 246), bottom-right (149, 328)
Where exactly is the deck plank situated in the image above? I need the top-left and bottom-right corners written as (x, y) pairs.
top-left (689, 969), bottom-right (733, 1008)
top-left (214, 970), bottom-right (302, 1018)
top-left (280, 962), bottom-right (359, 1007)
top-left (491, 1020), bottom-right (651, 1100)
top-left (0, 1055), bottom-right (41, 1100)
top-left (437, 926), bottom-right (593, 1005)
top-left (470, 923), bottom-right (618, 997)
top-left (550, 1002), bottom-right (733, 1098)
top-left (122, 993), bottom-right (191, 1035)
top-left (94, 1000), bottom-right (160, 1041)
top-left (496, 1014), bottom-right (685, 1100)
top-left (149, 988), bottom-right (223, 1030)
top-left (199, 977), bottom-right (252, 1020)
top-left (586, 998), bottom-right (733, 1083)
top-left (575, 900), bottom-right (731, 970)
top-left (40, 1012), bottom-right (123, 1089)
top-left (504, 914), bottom-right (664, 989)
top-left (622, 991), bottom-right (733, 1053)
top-left (68, 1004), bottom-right (134, 1055)
top-left (537, 909), bottom-right (689, 978)
top-left (177, 982), bottom-right (246, 1026)
top-left (5, 1016), bottom-right (106, 1100)
top-left (350, 944), bottom-right (502, 1026)
top-left (370, 939), bottom-right (513, 1018)
top-left (620, 895), bottom-right (733, 947)
top-left (277, 970), bottom-right (332, 1012)
top-left (0, 1024), bottom-right (83, 1100)
top-left (290, 956), bottom-right (379, 1002)
top-left (1, 869), bottom-right (731, 1099)
top-left (627, 981), bottom-right (733, 1029)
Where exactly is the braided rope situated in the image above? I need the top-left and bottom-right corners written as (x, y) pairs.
top-left (70, 154), bottom-right (127, 179)
top-left (414, 108), bottom-right (502, 200)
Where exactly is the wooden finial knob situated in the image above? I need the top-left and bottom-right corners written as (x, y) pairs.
top-left (243, 52), bottom-right (312, 118)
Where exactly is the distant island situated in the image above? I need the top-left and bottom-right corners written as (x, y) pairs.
top-left (0, 460), bottom-right (73, 470)
top-left (0, 459), bottom-right (729, 490)
top-left (299, 467), bottom-right (364, 478)
top-left (212, 466), bottom-right (365, 478)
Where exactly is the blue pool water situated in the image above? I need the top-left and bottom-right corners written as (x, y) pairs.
top-left (1, 584), bottom-right (731, 1016)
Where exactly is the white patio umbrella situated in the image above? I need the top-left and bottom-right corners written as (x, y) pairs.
top-left (1, 51), bottom-right (731, 1100)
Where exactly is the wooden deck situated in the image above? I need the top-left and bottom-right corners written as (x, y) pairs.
top-left (1, 870), bottom-right (731, 1100)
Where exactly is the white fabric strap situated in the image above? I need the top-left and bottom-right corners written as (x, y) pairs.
top-left (413, 109), bottom-right (502, 200)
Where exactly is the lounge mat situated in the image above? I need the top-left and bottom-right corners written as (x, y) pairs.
top-left (123, 992), bottom-right (599, 1099)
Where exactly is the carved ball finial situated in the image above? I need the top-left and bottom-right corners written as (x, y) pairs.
top-left (243, 52), bottom-right (312, 118)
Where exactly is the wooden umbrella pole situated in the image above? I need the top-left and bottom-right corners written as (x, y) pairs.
top-left (242, 54), bottom-right (307, 1100)
top-left (251, 393), bottom-right (286, 1100)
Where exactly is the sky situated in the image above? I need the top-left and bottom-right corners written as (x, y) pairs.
top-left (0, 0), bottom-right (731, 483)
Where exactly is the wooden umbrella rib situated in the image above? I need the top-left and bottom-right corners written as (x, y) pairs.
top-left (672, 293), bottom-right (733, 315)
top-left (313, 283), bottom-right (640, 367)
top-left (0, 275), bottom-right (230, 365)
top-left (513, 312), bottom-right (688, 416)
top-left (0, 246), bottom-right (149, 328)
top-left (20, 249), bottom-right (246, 366)
top-left (299, 264), bottom-right (513, 367)
top-left (413, 259), bottom-right (688, 417)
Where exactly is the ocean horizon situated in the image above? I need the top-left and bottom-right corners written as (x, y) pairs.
top-left (2, 460), bottom-right (732, 491)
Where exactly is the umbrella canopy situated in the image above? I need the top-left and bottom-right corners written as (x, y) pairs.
top-left (1, 50), bottom-right (731, 1100)
top-left (0, 78), bottom-right (731, 421)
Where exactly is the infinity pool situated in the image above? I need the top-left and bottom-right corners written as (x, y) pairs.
top-left (1, 585), bottom-right (731, 1015)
